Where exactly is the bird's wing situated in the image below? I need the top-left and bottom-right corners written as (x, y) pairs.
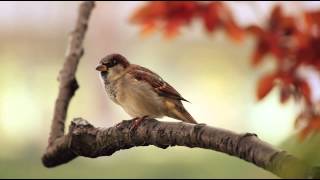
top-left (128, 65), bottom-right (190, 102)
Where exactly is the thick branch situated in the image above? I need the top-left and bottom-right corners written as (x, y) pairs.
top-left (47, 1), bottom-right (95, 145)
top-left (43, 1), bottom-right (94, 166)
top-left (42, 118), bottom-right (319, 179)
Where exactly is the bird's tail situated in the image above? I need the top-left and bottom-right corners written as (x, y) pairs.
top-left (180, 109), bottom-right (198, 124)
top-left (165, 100), bottom-right (198, 124)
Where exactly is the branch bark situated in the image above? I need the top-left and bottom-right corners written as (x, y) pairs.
top-left (43, 118), bottom-right (319, 179)
top-left (43, 1), bottom-right (95, 166)
top-left (42, 1), bottom-right (320, 179)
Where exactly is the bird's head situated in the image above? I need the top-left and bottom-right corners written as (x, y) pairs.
top-left (96, 53), bottom-right (130, 82)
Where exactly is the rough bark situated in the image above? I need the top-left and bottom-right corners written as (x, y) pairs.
top-left (43, 1), bottom-right (95, 166)
top-left (42, 118), bottom-right (319, 179)
top-left (42, 1), bottom-right (320, 179)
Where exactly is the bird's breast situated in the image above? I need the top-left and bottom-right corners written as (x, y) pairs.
top-left (104, 82), bottom-right (119, 104)
top-left (115, 76), bottom-right (165, 118)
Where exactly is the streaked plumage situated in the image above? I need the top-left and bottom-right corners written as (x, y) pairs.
top-left (96, 53), bottom-right (197, 124)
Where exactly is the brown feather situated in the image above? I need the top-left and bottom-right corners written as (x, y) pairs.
top-left (128, 65), bottom-right (190, 102)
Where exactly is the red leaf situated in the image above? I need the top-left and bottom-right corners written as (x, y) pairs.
top-left (299, 117), bottom-right (320, 140)
top-left (297, 79), bottom-right (312, 105)
top-left (140, 22), bottom-right (157, 37)
top-left (130, 2), bottom-right (166, 24)
top-left (224, 19), bottom-right (244, 42)
top-left (280, 86), bottom-right (291, 104)
top-left (246, 25), bottom-right (264, 36)
top-left (304, 11), bottom-right (320, 33)
top-left (251, 39), bottom-right (269, 66)
top-left (269, 5), bottom-right (283, 31)
top-left (256, 73), bottom-right (277, 100)
top-left (164, 19), bottom-right (182, 39)
top-left (201, 3), bottom-right (220, 32)
top-left (218, 4), bottom-right (244, 42)
top-left (202, 13), bottom-right (220, 32)
top-left (269, 35), bottom-right (285, 61)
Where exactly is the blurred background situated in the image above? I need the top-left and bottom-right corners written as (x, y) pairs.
top-left (1, 1), bottom-right (320, 178)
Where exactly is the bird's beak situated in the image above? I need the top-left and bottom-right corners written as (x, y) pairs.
top-left (96, 64), bottom-right (108, 72)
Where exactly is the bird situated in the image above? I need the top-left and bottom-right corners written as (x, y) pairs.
top-left (96, 53), bottom-right (197, 128)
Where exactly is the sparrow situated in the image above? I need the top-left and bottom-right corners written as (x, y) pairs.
top-left (96, 53), bottom-right (197, 127)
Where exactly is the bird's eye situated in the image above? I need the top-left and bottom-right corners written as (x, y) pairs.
top-left (105, 59), bottom-right (118, 68)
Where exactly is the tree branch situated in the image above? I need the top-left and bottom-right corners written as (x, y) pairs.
top-left (49, 1), bottom-right (94, 145)
top-left (42, 118), bottom-right (319, 179)
top-left (43, 1), bottom-right (95, 166)
top-left (42, 1), bottom-right (320, 179)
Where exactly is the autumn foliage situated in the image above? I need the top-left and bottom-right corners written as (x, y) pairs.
top-left (131, 1), bottom-right (320, 139)
top-left (130, 1), bottom-right (244, 41)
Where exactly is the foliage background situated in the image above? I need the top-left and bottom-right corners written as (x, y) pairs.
top-left (0, 1), bottom-right (320, 178)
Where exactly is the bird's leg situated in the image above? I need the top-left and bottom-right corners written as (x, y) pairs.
top-left (130, 115), bottom-right (149, 131)
top-left (115, 117), bottom-right (140, 129)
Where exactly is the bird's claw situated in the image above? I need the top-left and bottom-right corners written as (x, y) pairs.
top-left (130, 116), bottom-right (149, 131)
